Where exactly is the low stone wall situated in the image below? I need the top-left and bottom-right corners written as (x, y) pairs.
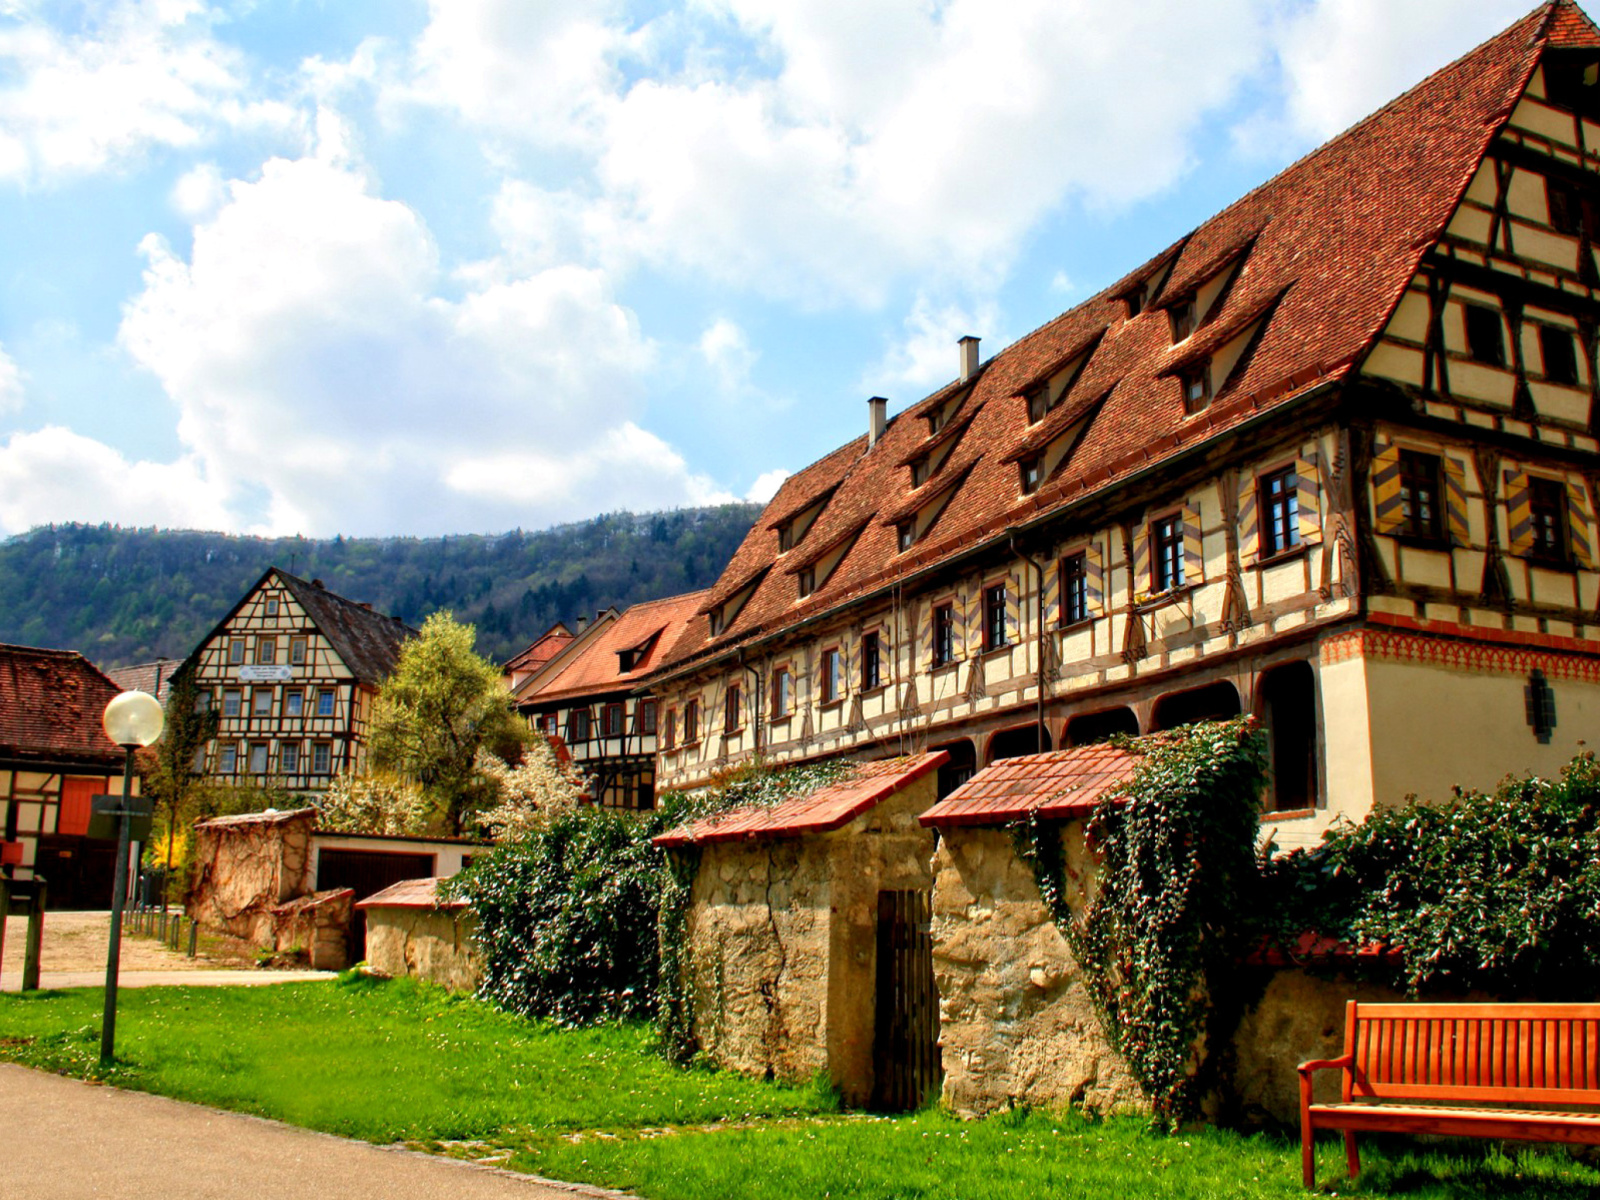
top-left (262, 889), bottom-right (353, 970)
top-left (188, 808), bottom-right (317, 941)
top-left (359, 879), bottom-right (483, 993)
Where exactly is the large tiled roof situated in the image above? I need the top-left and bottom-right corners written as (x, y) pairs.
top-left (919, 743), bottom-right (1142, 827)
top-left (503, 623), bottom-right (575, 675)
top-left (104, 660), bottom-right (177, 703)
top-left (660, 2), bottom-right (1590, 677)
top-left (519, 590), bottom-right (709, 705)
top-left (0, 643), bottom-right (140, 767)
top-left (653, 751), bottom-right (947, 847)
top-left (275, 570), bottom-right (416, 686)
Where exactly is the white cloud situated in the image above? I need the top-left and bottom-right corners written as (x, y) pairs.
top-left (108, 144), bottom-right (728, 537)
top-left (862, 291), bottom-right (1001, 395)
top-left (698, 318), bottom-right (758, 395)
top-left (744, 467), bottom-right (789, 504)
top-left (170, 160), bottom-right (225, 217)
top-left (0, 0), bottom-right (296, 184)
top-left (0, 343), bottom-right (24, 413)
top-left (0, 426), bottom-right (231, 532)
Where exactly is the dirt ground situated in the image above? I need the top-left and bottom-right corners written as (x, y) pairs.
top-left (0, 910), bottom-right (217, 978)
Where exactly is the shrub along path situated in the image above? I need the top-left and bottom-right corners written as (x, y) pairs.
top-left (2, 976), bottom-right (1598, 1199)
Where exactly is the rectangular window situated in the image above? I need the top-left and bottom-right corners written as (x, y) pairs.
top-left (317, 688), bottom-right (336, 717)
top-left (684, 699), bottom-right (700, 743)
top-left (1060, 553), bottom-right (1088, 625)
top-left (289, 637), bottom-right (307, 666)
top-left (286, 691), bottom-right (304, 718)
top-left (932, 603), bottom-right (955, 667)
top-left (1026, 388), bottom-right (1049, 424)
top-left (777, 521), bottom-right (795, 552)
top-left (603, 703), bottom-right (624, 737)
top-left (1464, 303), bottom-right (1506, 367)
top-left (1169, 298), bottom-right (1196, 342)
top-left (218, 744), bottom-right (238, 774)
top-left (1152, 514), bottom-right (1186, 592)
top-left (265, 598), bottom-right (279, 617)
top-left (771, 666), bottom-right (792, 717)
top-left (1020, 455), bottom-right (1043, 495)
top-left (1549, 177), bottom-right (1584, 235)
top-left (1179, 363), bottom-right (1210, 414)
top-left (927, 405), bottom-right (947, 435)
top-left (984, 583), bottom-right (1009, 650)
top-left (255, 637), bottom-right (277, 665)
top-left (663, 710), bottom-right (677, 751)
top-left (897, 522), bottom-right (915, 553)
top-left (222, 689), bottom-right (242, 718)
top-left (1529, 476), bottom-right (1572, 564)
top-left (910, 456), bottom-right (931, 487)
top-left (1260, 467), bottom-right (1302, 556)
top-left (568, 708), bottom-right (590, 742)
top-left (1399, 450), bottom-right (1444, 541)
top-left (542, 713), bottom-right (558, 736)
top-left (820, 648), bottom-right (842, 703)
top-left (249, 743), bottom-right (269, 775)
top-left (638, 699), bottom-right (657, 736)
top-left (724, 683), bottom-right (742, 732)
top-left (228, 639), bottom-right (246, 664)
top-left (1540, 324), bottom-right (1581, 386)
top-left (252, 689), bottom-right (272, 716)
top-left (312, 742), bottom-right (332, 775)
top-left (195, 691), bottom-right (212, 713)
top-left (798, 566), bottom-right (816, 597)
top-left (861, 631), bottom-right (881, 691)
top-left (280, 743), bottom-right (300, 774)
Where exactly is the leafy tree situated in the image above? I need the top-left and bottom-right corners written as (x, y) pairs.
top-left (368, 612), bottom-right (530, 835)
top-left (136, 665), bottom-right (219, 904)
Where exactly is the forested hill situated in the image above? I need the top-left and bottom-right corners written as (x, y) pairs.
top-left (0, 506), bottom-right (761, 670)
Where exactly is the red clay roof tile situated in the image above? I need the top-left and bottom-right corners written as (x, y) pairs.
top-left (521, 590), bottom-right (709, 704)
top-left (0, 643), bottom-right (129, 767)
top-left (920, 743), bottom-right (1142, 827)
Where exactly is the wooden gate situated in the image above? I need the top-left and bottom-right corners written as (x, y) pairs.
top-left (872, 889), bottom-right (941, 1111)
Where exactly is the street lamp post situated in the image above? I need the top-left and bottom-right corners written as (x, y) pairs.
top-left (100, 691), bottom-right (164, 1066)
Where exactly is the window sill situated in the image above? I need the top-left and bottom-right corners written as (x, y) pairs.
top-left (1262, 806), bottom-right (1316, 821)
top-left (722, 728), bottom-right (743, 739)
top-left (930, 660), bottom-right (959, 674)
top-left (1524, 555), bottom-right (1578, 575)
top-left (819, 699), bottom-right (846, 712)
top-left (858, 684), bottom-right (889, 699)
top-left (980, 643), bottom-right (1014, 658)
top-left (1392, 535), bottom-right (1451, 553)
top-left (1255, 544), bottom-right (1308, 568)
top-left (1134, 583), bottom-right (1197, 612)
top-left (1054, 615), bottom-right (1095, 633)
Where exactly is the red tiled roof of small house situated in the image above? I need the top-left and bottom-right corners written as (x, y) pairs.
top-left (522, 589), bottom-right (710, 705)
top-left (0, 643), bottom-right (127, 767)
top-left (658, 2), bottom-right (1592, 679)
top-left (919, 743), bottom-right (1142, 827)
top-left (653, 751), bottom-right (948, 847)
top-left (503, 623), bottom-right (575, 676)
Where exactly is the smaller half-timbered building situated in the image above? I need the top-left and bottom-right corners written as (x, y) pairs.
top-left (186, 569), bottom-right (415, 793)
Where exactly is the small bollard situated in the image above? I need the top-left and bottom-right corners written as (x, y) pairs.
top-left (0, 877), bottom-right (10, 989)
top-left (22, 879), bottom-right (46, 992)
top-left (187, 918), bottom-right (198, 958)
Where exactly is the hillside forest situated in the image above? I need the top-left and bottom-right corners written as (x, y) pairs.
top-left (0, 506), bottom-right (761, 670)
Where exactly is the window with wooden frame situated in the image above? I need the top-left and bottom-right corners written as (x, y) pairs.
top-left (317, 688), bottom-right (337, 717)
top-left (312, 742), bottom-right (332, 775)
top-left (265, 598), bottom-right (279, 617)
top-left (1545, 177), bottom-right (1599, 237)
top-left (897, 522), bottom-right (915, 553)
top-left (256, 637), bottom-right (277, 665)
top-left (798, 566), bottom-right (816, 598)
top-left (252, 689), bottom-right (272, 716)
top-left (1169, 298), bottom-right (1197, 342)
top-left (228, 639), bottom-right (246, 664)
top-left (1528, 476), bottom-right (1573, 565)
top-left (1020, 455), bottom-right (1043, 495)
top-left (194, 691), bottom-right (212, 713)
top-left (280, 743), bottom-right (300, 774)
top-left (222, 689), bottom-right (242, 717)
top-left (724, 683), bottom-right (742, 733)
top-left (708, 608), bottom-right (726, 637)
top-left (777, 521), bottom-right (796, 552)
top-left (1179, 363), bottom-right (1210, 414)
top-left (910, 455), bottom-right (932, 487)
top-left (603, 703), bottom-right (625, 737)
top-left (568, 708), bottom-right (591, 742)
top-left (638, 699), bottom-right (658, 736)
top-left (769, 666), bottom-right (792, 718)
top-left (289, 637), bottom-right (307, 666)
top-left (1125, 283), bottom-right (1146, 318)
top-left (540, 713), bottom-right (558, 736)
top-left (662, 709), bottom-right (677, 750)
top-left (1539, 324), bottom-right (1581, 386)
top-left (820, 647), bottom-right (842, 704)
top-left (1026, 387), bottom-right (1049, 424)
top-left (1152, 514), bottom-right (1186, 593)
top-left (1060, 552), bottom-right (1088, 626)
top-left (983, 583), bottom-right (1010, 650)
top-left (218, 743), bottom-right (238, 774)
top-left (861, 631), bottom-right (881, 691)
top-left (1259, 466), bottom-right (1302, 557)
top-left (286, 690), bottom-right (304, 718)
top-left (684, 698), bottom-right (700, 743)
top-left (1398, 450), bottom-right (1445, 542)
top-left (932, 603), bottom-right (956, 667)
top-left (1464, 303), bottom-right (1506, 367)
top-left (248, 743), bottom-right (269, 774)
top-left (927, 404), bottom-right (947, 436)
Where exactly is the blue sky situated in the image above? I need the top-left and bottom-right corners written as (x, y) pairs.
top-left (0, 0), bottom-right (1551, 538)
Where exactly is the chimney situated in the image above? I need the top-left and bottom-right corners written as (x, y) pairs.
top-left (867, 396), bottom-right (888, 448)
top-left (959, 335), bottom-right (980, 382)
top-left (576, 615), bottom-right (588, 633)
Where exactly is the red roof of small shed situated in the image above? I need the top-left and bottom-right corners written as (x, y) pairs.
top-left (654, 751), bottom-right (947, 847)
top-left (920, 743), bottom-right (1141, 827)
top-left (354, 877), bottom-right (466, 911)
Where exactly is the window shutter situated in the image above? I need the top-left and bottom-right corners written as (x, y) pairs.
top-left (1295, 456), bottom-right (1323, 545)
top-left (846, 638), bottom-right (859, 696)
top-left (960, 589), bottom-right (978, 658)
top-left (1567, 480), bottom-right (1594, 568)
top-left (1005, 575), bottom-right (1021, 642)
top-left (918, 604), bottom-right (933, 669)
top-left (1238, 475), bottom-right (1260, 563)
top-left (1131, 526), bottom-right (1152, 601)
top-left (1505, 468), bottom-right (1535, 556)
top-left (1085, 541), bottom-right (1106, 615)
top-left (1371, 443), bottom-right (1405, 534)
top-left (1042, 560), bottom-right (1061, 622)
top-left (1444, 457), bottom-right (1470, 546)
top-left (1182, 503), bottom-right (1204, 584)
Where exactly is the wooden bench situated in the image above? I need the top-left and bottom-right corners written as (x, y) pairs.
top-left (1298, 1001), bottom-right (1600, 1188)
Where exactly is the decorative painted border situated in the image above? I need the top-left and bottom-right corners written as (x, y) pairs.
top-left (1322, 627), bottom-right (1600, 684)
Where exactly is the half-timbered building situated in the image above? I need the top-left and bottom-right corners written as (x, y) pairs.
top-left (186, 569), bottom-right (415, 793)
top-left (651, 3), bottom-right (1600, 849)
top-left (1, 644), bottom-right (140, 908)
top-left (513, 591), bottom-right (707, 810)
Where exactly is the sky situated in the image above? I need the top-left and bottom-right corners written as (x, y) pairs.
top-left (0, 0), bottom-right (1557, 539)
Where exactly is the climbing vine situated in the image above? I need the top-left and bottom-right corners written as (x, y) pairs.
top-left (1015, 718), bottom-right (1267, 1130)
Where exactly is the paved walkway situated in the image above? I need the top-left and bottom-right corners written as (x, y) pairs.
top-left (0, 1063), bottom-right (629, 1200)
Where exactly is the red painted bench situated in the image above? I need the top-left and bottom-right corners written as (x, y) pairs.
top-left (1298, 1001), bottom-right (1600, 1189)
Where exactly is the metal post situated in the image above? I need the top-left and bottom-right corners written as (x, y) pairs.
top-left (187, 918), bottom-right (198, 958)
top-left (0, 877), bottom-right (10, 991)
top-left (101, 746), bottom-right (136, 1065)
top-left (22, 880), bottom-right (45, 992)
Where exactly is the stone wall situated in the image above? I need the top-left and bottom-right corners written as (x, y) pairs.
top-left (364, 901), bottom-right (483, 992)
top-left (932, 822), bottom-right (1141, 1117)
top-left (682, 774), bottom-right (938, 1105)
top-left (266, 889), bottom-right (353, 970)
top-left (188, 808), bottom-right (316, 939)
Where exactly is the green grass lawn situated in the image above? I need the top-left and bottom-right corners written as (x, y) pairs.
top-left (2, 974), bottom-right (1597, 1199)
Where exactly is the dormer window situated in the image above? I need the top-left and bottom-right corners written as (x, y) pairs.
top-left (1020, 455), bottom-right (1044, 495)
top-left (897, 522), bottom-right (915, 553)
top-left (1170, 299), bottom-right (1196, 342)
top-left (927, 404), bottom-right (948, 436)
top-left (1026, 387), bottom-right (1049, 424)
top-left (798, 566), bottom-right (816, 597)
top-left (709, 609), bottom-right (726, 637)
top-left (617, 648), bottom-right (638, 672)
top-left (777, 521), bottom-right (795, 552)
top-left (1180, 363), bottom-right (1211, 413)
top-left (910, 455), bottom-right (932, 487)
top-left (1126, 284), bottom-right (1146, 318)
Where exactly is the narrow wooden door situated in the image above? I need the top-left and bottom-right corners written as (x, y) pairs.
top-left (872, 889), bottom-right (941, 1111)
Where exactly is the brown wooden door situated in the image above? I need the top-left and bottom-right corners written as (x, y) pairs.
top-left (872, 889), bottom-right (941, 1111)
top-left (315, 848), bottom-right (436, 958)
